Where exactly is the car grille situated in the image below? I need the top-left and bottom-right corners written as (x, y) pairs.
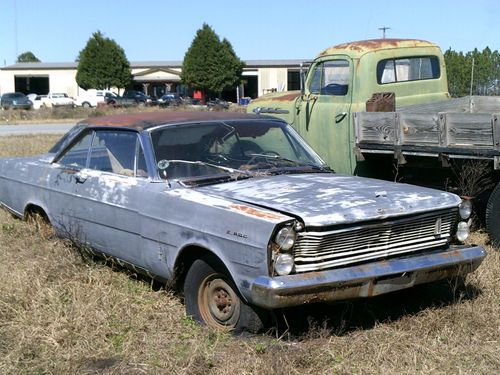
top-left (293, 209), bottom-right (457, 273)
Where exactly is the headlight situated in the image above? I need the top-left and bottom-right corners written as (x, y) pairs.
top-left (274, 253), bottom-right (294, 275)
top-left (456, 221), bottom-right (470, 242)
top-left (275, 226), bottom-right (296, 251)
top-left (459, 200), bottom-right (472, 220)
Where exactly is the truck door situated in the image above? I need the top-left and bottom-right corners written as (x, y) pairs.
top-left (295, 56), bottom-right (354, 174)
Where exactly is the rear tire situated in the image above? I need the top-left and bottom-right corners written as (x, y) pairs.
top-left (184, 259), bottom-right (267, 333)
top-left (82, 102), bottom-right (91, 108)
top-left (486, 182), bottom-right (500, 247)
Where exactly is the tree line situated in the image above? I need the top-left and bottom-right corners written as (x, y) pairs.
top-left (444, 47), bottom-right (500, 97)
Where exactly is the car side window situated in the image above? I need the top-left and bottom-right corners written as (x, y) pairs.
top-left (57, 131), bottom-right (93, 168)
top-left (89, 131), bottom-right (140, 177)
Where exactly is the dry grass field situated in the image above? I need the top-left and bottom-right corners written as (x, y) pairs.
top-left (0, 104), bottom-right (245, 125)
top-left (0, 135), bottom-right (498, 374)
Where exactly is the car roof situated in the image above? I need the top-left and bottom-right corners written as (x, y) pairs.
top-left (77, 111), bottom-right (275, 130)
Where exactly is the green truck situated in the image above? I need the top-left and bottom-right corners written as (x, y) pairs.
top-left (248, 39), bottom-right (500, 245)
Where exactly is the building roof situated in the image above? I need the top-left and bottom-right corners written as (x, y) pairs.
top-left (1, 59), bottom-right (307, 71)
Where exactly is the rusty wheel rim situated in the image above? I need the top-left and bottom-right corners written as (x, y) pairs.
top-left (198, 274), bottom-right (240, 329)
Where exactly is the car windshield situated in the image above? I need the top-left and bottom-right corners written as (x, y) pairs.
top-left (149, 120), bottom-right (328, 183)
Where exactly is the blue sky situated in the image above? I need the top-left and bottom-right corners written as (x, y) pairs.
top-left (0, 0), bottom-right (499, 66)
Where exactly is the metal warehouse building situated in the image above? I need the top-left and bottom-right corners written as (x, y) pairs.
top-left (0, 60), bottom-right (305, 101)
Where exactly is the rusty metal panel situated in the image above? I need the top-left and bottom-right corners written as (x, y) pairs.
top-left (250, 245), bottom-right (486, 309)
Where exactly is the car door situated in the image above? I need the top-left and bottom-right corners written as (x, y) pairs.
top-left (52, 129), bottom-right (150, 267)
top-left (295, 57), bottom-right (355, 174)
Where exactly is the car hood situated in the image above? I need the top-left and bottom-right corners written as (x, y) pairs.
top-left (196, 173), bottom-right (460, 226)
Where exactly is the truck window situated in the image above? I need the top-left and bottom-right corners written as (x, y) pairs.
top-left (309, 60), bottom-right (349, 96)
top-left (377, 56), bottom-right (440, 84)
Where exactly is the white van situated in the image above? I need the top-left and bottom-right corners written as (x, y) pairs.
top-left (74, 89), bottom-right (110, 108)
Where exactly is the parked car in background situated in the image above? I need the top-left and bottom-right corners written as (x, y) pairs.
top-left (0, 111), bottom-right (486, 332)
top-left (41, 93), bottom-right (74, 108)
top-left (74, 89), bottom-right (109, 108)
top-left (158, 93), bottom-right (181, 107)
top-left (207, 98), bottom-right (230, 110)
top-left (31, 95), bottom-right (48, 110)
top-left (122, 90), bottom-right (155, 106)
top-left (104, 92), bottom-right (137, 107)
top-left (1, 92), bottom-right (33, 110)
top-left (26, 93), bottom-right (37, 103)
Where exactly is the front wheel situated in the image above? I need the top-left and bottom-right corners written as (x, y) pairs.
top-left (486, 182), bottom-right (500, 247)
top-left (184, 259), bottom-right (267, 333)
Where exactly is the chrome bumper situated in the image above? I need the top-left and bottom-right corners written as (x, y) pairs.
top-left (250, 245), bottom-right (486, 309)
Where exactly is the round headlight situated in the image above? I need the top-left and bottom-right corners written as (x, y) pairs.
top-left (275, 226), bottom-right (296, 251)
top-left (274, 253), bottom-right (294, 276)
top-left (459, 200), bottom-right (472, 220)
top-left (456, 221), bottom-right (470, 242)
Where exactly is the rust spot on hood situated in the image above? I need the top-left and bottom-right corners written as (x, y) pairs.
top-left (229, 204), bottom-right (285, 221)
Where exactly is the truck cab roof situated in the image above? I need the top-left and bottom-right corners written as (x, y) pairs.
top-left (319, 39), bottom-right (438, 58)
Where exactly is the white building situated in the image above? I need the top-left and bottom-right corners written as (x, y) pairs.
top-left (0, 60), bottom-right (306, 101)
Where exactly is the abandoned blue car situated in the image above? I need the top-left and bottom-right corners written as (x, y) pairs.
top-left (0, 111), bottom-right (486, 332)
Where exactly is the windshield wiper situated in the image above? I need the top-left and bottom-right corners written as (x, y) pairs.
top-left (166, 159), bottom-right (252, 176)
top-left (158, 159), bottom-right (254, 187)
top-left (247, 153), bottom-right (333, 173)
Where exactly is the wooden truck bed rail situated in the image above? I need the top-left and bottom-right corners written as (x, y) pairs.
top-left (353, 111), bottom-right (500, 170)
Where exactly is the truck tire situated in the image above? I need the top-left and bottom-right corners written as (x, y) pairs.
top-left (486, 182), bottom-right (500, 247)
top-left (184, 259), bottom-right (267, 333)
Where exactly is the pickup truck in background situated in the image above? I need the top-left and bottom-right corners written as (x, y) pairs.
top-left (248, 39), bottom-right (500, 245)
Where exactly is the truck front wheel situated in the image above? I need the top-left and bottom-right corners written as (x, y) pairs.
top-left (486, 182), bottom-right (500, 247)
top-left (184, 259), bottom-right (267, 333)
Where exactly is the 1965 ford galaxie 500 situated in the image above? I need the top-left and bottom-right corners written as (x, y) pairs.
top-left (0, 112), bottom-right (486, 332)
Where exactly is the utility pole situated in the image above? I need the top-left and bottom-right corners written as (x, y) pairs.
top-left (378, 26), bottom-right (391, 39)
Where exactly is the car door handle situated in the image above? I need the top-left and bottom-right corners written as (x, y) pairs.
top-left (335, 112), bottom-right (347, 124)
top-left (75, 171), bottom-right (88, 183)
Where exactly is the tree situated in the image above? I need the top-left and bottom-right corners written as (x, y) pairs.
top-left (445, 47), bottom-right (500, 96)
top-left (76, 31), bottom-right (131, 90)
top-left (181, 24), bottom-right (245, 98)
top-left (16, 51), bottom-right (40, 63)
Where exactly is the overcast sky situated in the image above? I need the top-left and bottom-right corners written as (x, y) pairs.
top-left (0, 0), bottom-right (499, 66)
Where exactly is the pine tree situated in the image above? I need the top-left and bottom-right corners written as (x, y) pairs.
top-left (181, 24), bottom-right (244, 98)
top-left (76, 31), bottom-right (131, 90)
top-left (16, 51), bottom-right (40, 63)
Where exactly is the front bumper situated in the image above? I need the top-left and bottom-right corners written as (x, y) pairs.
top-left (250, 245), bottom-right (486, 309)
